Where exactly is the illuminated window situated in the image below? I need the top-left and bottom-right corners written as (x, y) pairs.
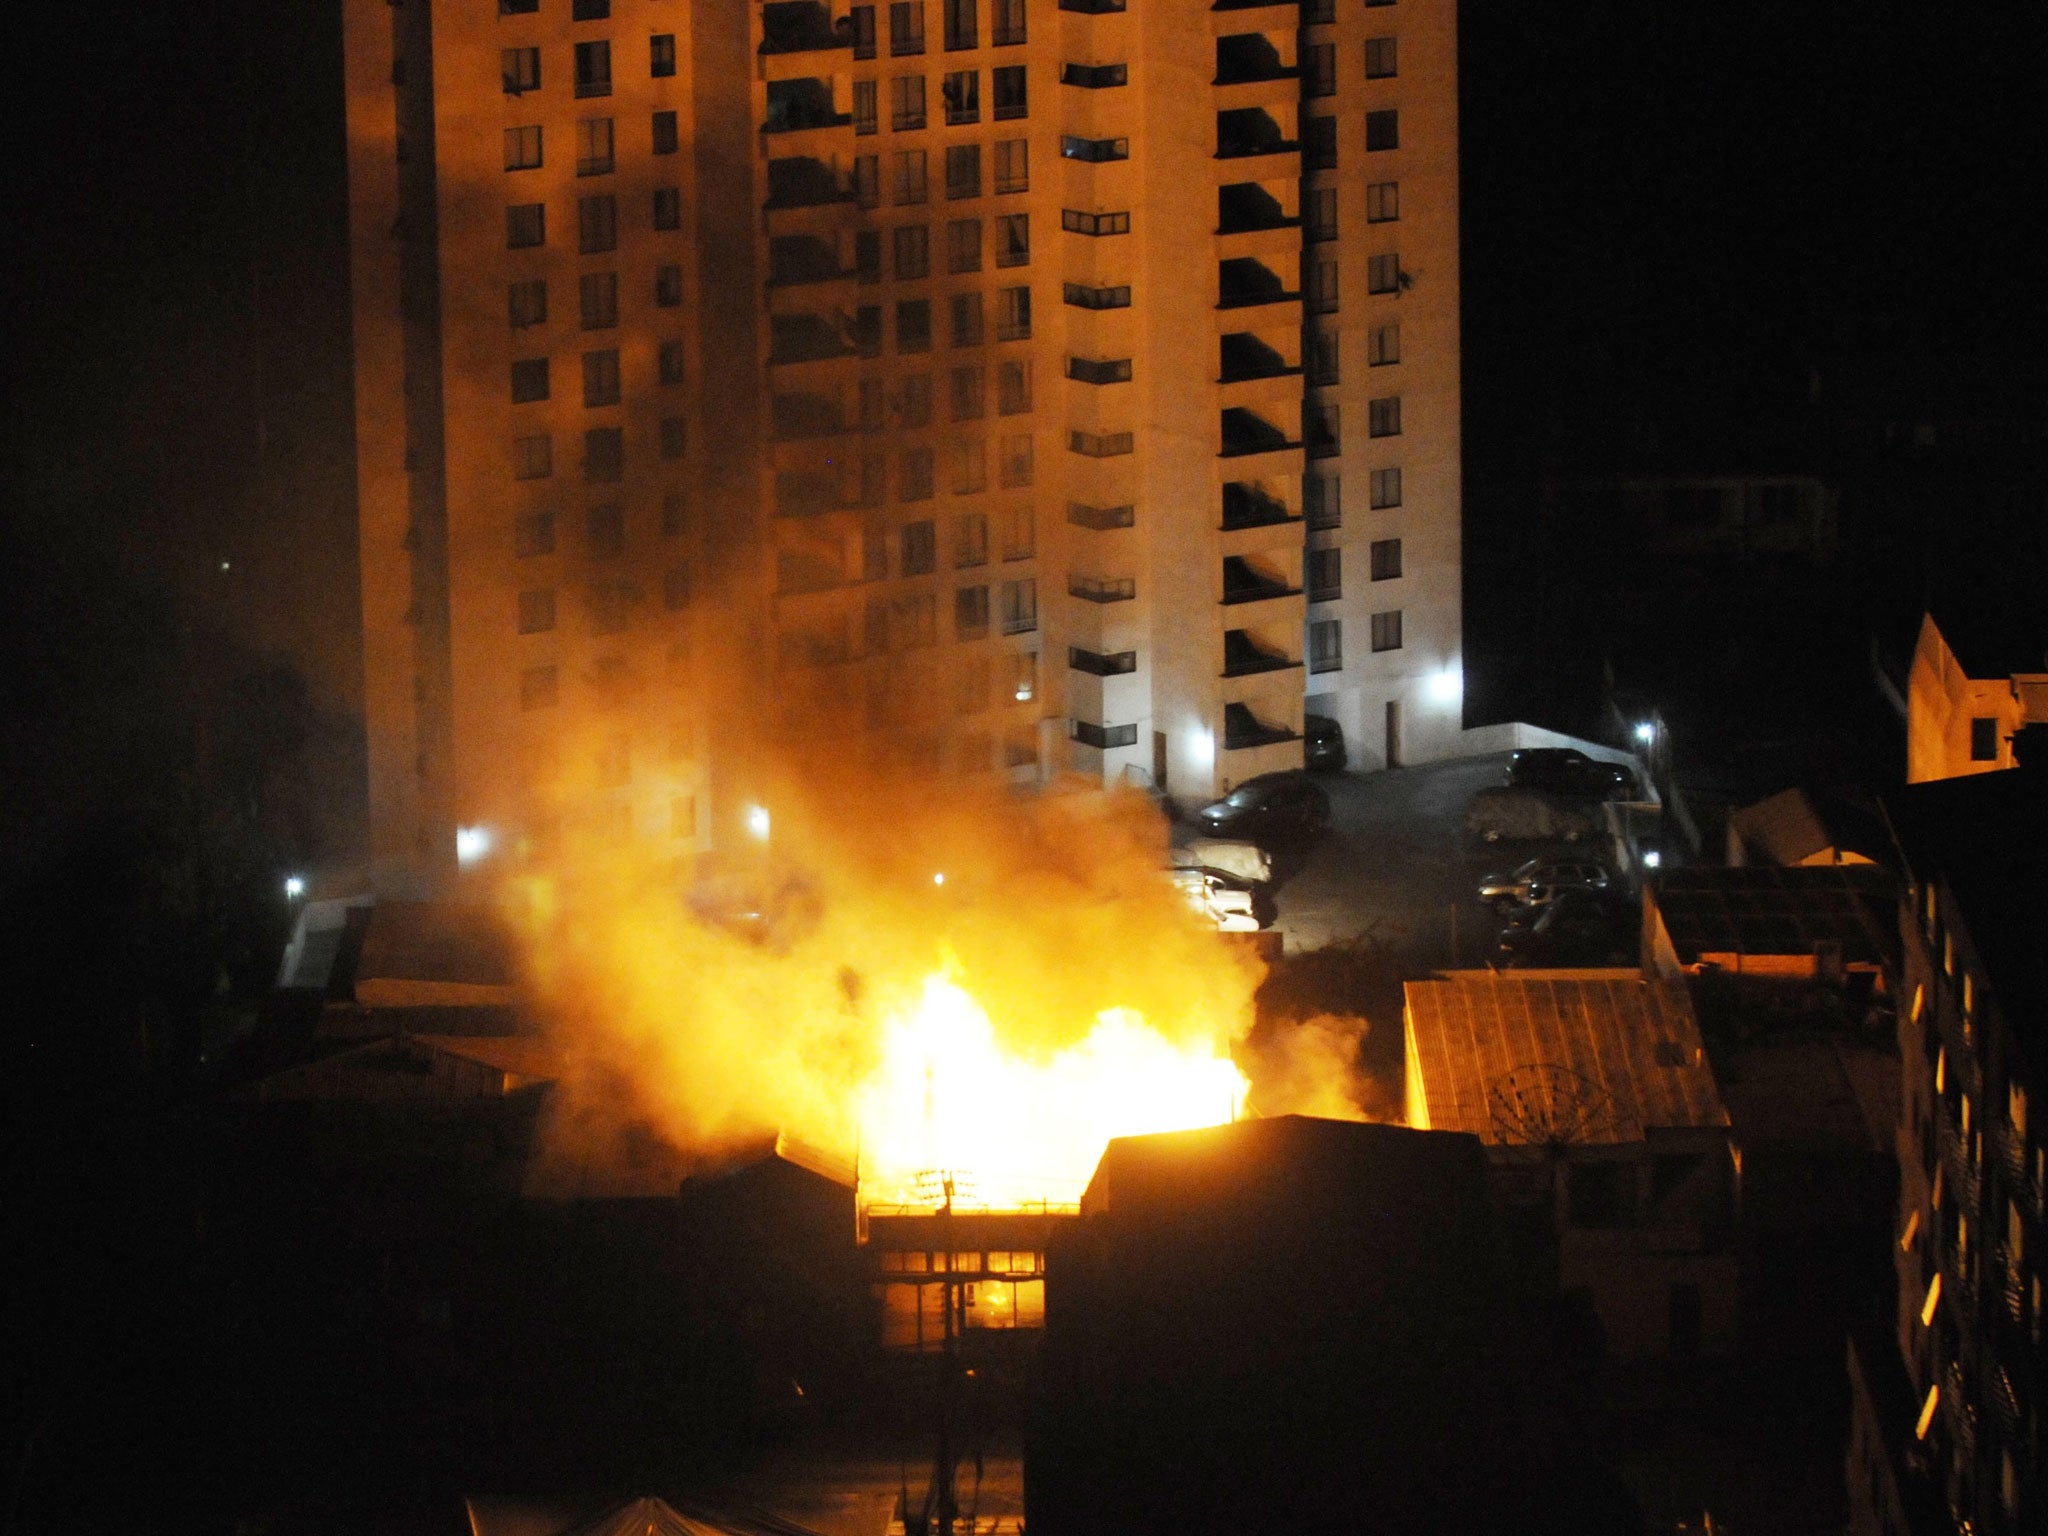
top-left (1006, 651), bottom-right (1037, 702)
top-left (1062, 135), bottom-right (1128, 162)
top-left (650, 33), bottom-right (677, 77)
top-left (510, 357), bottom-right (550, 403)
top-left (509, 279), bottom-right (548, 328)
top-left (1914, 1383), bottom-right (1938, 1440)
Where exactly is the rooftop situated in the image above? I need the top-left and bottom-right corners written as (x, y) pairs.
top-left (1650, 863), bottom-right (1898, 968)
top-left (1404, 972), bottom-right (1727, 1146)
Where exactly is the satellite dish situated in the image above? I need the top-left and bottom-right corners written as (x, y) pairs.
top-left (1486, 1062), bottom-right (1634, 1154)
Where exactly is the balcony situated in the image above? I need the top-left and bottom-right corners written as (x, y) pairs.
top-left (1069, 502), bottom-right (1136, 530)
top-left (1223, 702), bottom-right (1298, 750)
top-left (1217, 182), bottom-right (1298, 235)
top-left (1219, 407), bottom-right (1298, 458)
top-left (1069, 646), bottom-right (1138, 675)
top-left (1219, 332), bottom-right (1299, 384)
top-left (1217, 256), bottom-right (1298, 310)
top-left (1216, 108), bottom-right (1296, 161)
top-left (1222, 629), bottom-right (1298, 678)
top-left (760, 2), bottom-right (850, 55)
top-left (1221, 554), bottom-right (1298, 605)
top-left (1220, 481), bottom-right (1297, 530)
top-left (763, 78), bottom-right (851, 133)
top-left (765, 156), bottom-right (856, 209)
top-left (768, 233), bottom-right (854, 287)
top-left (1069, 574), bottom-right (1136, 603)
top-left (1214, 33), bottom-right (1295, 86)
top-left (769, 313), bottom-right (857, 365)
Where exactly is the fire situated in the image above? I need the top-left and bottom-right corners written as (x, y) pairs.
top-left (854, 972), bottom-right (1249, 1211)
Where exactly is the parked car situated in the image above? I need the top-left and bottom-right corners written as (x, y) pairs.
top-left (1465, 786), bottom-right (1599, 844)
top-left (1305, 713), bottom-right (1347, 772)
top-left (1505, 748), bottom-right (1639, 801)
top-left (1171, 867), bottom-right (1274, 931)
top-left (1477, 859), bottom-right (1613, 912)
top-left (1195, 773), bottom-right (1332, 845)
top-left (1495, 888), bottom-right (1635, 968)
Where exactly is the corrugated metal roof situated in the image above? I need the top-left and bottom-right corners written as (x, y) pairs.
top-left (1405, 973), bottom-right (1726, 1146)
top-left (1651, 864), bottom-right (1897, 966)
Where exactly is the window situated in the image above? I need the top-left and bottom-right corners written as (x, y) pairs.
top-left (516, 510), bottom-right (556, 557)
top-left (505, 125), bottom-right (543, 170)
top-left (1306, 187), bottom-right (1337, 242)
top-left (1308, 547), bottom-right (1341, 602)
top-left (584, 426), bottom-right (624, 482)
top-left (891, 2), bottom-right (927, 55)
top-left (1370, 609), bottom-right (1403, 652)
top-left (855, 79), bottom-right (879, 135)
top-left (652, 110), bottom-right (679, 155)
top-left (1072, 720), bottom-right (1137, 750)
top-left (996, 213), bottom-right (1031, 265)
top-left (997, 359), bottom-right (1032, 413)
top-left (1061, 62), bottom-right (1125, 87)
top-left (993, 0), bottom-right (1025, 46)
top-left (892, 75), bottom-right (927, 130)
top-left (501, 0), bottom-right (540, 13)
top-left (955, 512), bottom-right (989, 567)
top-left (518, 589), bottom-right (557, 634)
top-left (587, 502), bottom-right (625, 557)
top-left (1001, 503), bottom-right (1034, 559)
top-left (1306, 257), bottom-right (1338, 313)
top-left (509, 279), bottom-right (548, 328)
top-left (898, 373), bottom-right (934, 425)
top-left (895, 224), bottom-right (931, 279)
top-left (574, 40), bottom-right (612, 97)
top-left (1368, 252), bottom-right (1401, 293)
top-left (653, 186), bottom-right (681, 229)
top-left (1309, 619), bottom-right (1341, 674)
top-left (1366, 110), bottom-right (1398, 151)
top-left (946, 143), bottom-right (981, 199)
top-left (511, 357), bottom-right (550, 403)
top-left (576, 117), bottom-right (615, 175)
top-left (994, 138), bottom-right (1029, 193)
top-left (508, 202), bottom-right (546, 248)
top-left (513, 433), bottom-right (553, 479)
top-left (1307, 329), bottom-right (1339, 386)
top-left (903, 519), bottom-right (938, 575)
top-left (999, 432), bottom-right (1034, 487)
top-left (950, 365), bottom-right (986, 420)
top-left (579, 194), bottom-right (618, 252)
top-left (1302, 0), bottom-right (1334, 22)
top-left (951, 292), bottom-right (985, 346)
top-left (520, 665), bottom-right (558, 709)
top-left (660, 416), bottom-right (687, 459)
top-left (944, 0), bottom-right (977, 49)
top-left (1001, 577), bottom-right (1037, 633)
top-left (579, 271), bottom-right (618, 330)
top-left (651, 33), bottom-right (677, 76)
top-left (1306, 472), bottom-right (1340, 529)
top-left (1365, 36), bottom-right (1397, 78)
top-left (956, 585), bottom-right (991, 639)
top-left (1365, 181), bottom-right (1399, 224)
top-left (1370, 537), bottom-right (1402, 581)
top-left (892, 149), bottom-right (929, 205)
top-left (944, 70), bottom-right (980, 124)
top-left (663, 565), bottom-right (691, 611)
top-left (1066, 357), bottom-right (1130, 385)
top-left (571, 0), bottom-right (609, 18)
top-left (853, 5), bottom-right (878, 59)
top-left (901, 447), bottom-right (936, 500)
top-left (992, 65), bottom-right (1026, 119)
top-left (1305, 43), bottom-right (1335, 97)
top-left (1971, 717), bottom-right (2000, 761)
top-left (952, 438), bottom-right (987, 492)
top-left (1368, 395), bottom-right (1402, 437)
top-left (1060, 135), bottom-right (1128, 163)
top-left (1304, 116), bottom-right (1336, 170)
top-left (1062, 281), bottom-right (1129, 310)
top-left (1369, 322), bottom-right (1400, 366)
top-left (655, 263), bottom-right (683, 307)
top-left (947, 218), bottom-right (983, 272)
top-left (1060, 209), bottom-right (1127, 236)
top-left (658, 340), bottom-right (686, 385)
top-left (504, 47), bottom-right (540, 94)
top-left (582, 349), bottom-right (621, 406)
top-left (997, 284), bottom-right (1032, 339)
top-left (854, 153), bottom-right (880, 206)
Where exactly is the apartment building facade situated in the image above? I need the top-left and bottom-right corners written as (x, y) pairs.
top-left (344, 0), bottom-right (1461, 889)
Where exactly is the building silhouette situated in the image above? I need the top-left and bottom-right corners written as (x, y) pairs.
top-left (344, 0), bottom-right (1461, 891)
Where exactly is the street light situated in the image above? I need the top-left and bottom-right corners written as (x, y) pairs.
top-left (284, 875), bottom-right (306, 899)
top-left (746, 804), bottom-right (772, 842)
top-left (1634, 721), bottom-right (1656, 746)
top-left (455, 826), bottom-right (492, 865)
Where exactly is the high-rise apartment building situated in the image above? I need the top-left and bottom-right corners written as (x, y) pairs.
top-left (344, 0), bottom-right (1460, 891)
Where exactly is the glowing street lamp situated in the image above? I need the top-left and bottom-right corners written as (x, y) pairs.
top-left (283, 875), bottom-right (306, 899)
top-left (1634, 721), bottom-right (1657, 746)
top-left (455, 826), bottom-right (492, 866)
top-left (746, 804), bottom-right (772, 842)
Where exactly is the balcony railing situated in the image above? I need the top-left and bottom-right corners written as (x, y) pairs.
top-left (1222, 630), bottom-right (1298, 677)
top-left (1059, 0), bottom-right (1125, 11)
top-left (1218, 332), bottom-right (1298, 383)
top-left (1214, 34), bottom-right (1297, 86)
top-left (1069, 574), bottom-right (1136, 603)
top-left (1069, 646), bottom-right (1137, 676)
top-left (1220, 482), bottom-right (1296, 530)
top-left (1216, 108), bottom-right (1297, 160)
top-left (1217, 183), bottom-right (1298, 235)
top-left (1068, 501), bottom-right (1136, 530)
top-left (1223, 702), bottom-right (1298, 749)
top-left (1221, 556), bottom-right (1298, 605)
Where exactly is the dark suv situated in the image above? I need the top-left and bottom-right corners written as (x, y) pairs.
top-left (1195, 773), bottom-right (1332, 845)
top-left (1305, 714), bottom-right (1347, 772)
top-left (1506, 748), bottom-right (1639, 801)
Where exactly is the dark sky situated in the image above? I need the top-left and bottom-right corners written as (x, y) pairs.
top-left (3, 0), bottom-right (2042, 719)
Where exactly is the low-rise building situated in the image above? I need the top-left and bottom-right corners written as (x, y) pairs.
top-left (1906, 611), bottom-right (2048, 784)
